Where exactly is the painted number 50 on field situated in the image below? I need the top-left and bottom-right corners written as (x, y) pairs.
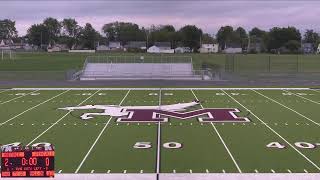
top-left (134, 142), bottom-right (182, 149)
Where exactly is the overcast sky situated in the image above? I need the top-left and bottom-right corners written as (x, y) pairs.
top-left (1, 0), bottom-right (320, 36)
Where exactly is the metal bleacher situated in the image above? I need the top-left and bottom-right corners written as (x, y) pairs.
top-left (78, 56), bottom-right (212, 80)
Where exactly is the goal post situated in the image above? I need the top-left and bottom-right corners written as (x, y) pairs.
top-left (1, 50), bottom-right (16, 60)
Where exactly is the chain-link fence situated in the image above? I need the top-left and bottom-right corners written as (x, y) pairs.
top-left (225, 54), bottom-right (320, 73)
top-left (0, 71), bottom-right (73, 81)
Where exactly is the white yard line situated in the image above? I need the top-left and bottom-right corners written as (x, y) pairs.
top-left (191, 89), bottom-right (242, 173)
top-left (0, 90), bottom-right (39, 105)
top-left (0, 90), bottom-right (70, 126)
top-left (210, 123), bottom-right (242, 173)
top-left (74, 90), bottom-right (131, 173)
top-left (283, 90), bottom-right (320, 105)
top-left (222, 90), bottom-right (320, 171)
top-left (252, 90), bottom-right (320, 127)
top-left (27, 90), bottom-right (100, 146)
top-left (156, 89), bottom-right (162, 175)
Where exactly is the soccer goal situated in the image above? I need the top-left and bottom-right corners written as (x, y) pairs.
top-left (1, 50), bottom-right (16, 60)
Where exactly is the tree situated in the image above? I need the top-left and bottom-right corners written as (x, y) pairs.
top-left (61, 18), bottom-right (81, 48)
top-left (249, 27), bottom-right (267, 37)
top-left (201, 33), bottom-right (215, 44)
top-left (235, 27), bottom-right (248, 50)
top-left (267, 26), bottom-right (301, 52)
top-left (102, 21), bottom-right (145, 44)
top-left (216, 26), bottom-right (234, 50)
top-left (26, 24), bottom-right (49, 46)
top-left (147, 25), bottom-right (176, 47)
top-left (79, 23), bottom-right (100, 49)
top-left (61, 18), bottom-right (80, 37)
top-left (43, 17), bottom-right (61, 44)
top-left (303, 29), bottom-right (320, 51)
top-left (0, 19), bottom-right (18, 39)
top-left (249, 27), bottom-right (268, 52)
top-left (177, 25), bottom-right (202, 50)
top-left (285, 40), bottom-right (301, 53)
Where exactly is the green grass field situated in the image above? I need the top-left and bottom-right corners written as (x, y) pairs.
top-left (0, 52), bottom-right (319, 72)
top-left (0, 88), bottom-right (319, 174)
top-left (0, 52), bottom-right (319, 81)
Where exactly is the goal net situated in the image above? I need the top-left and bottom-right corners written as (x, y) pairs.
top-left (1, 50), bottom-right (16, 60)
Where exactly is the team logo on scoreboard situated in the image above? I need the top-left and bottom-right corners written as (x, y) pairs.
top-left (58, 100), bottom-right (250, 123)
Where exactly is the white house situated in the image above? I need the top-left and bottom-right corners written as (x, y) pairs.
top-left (23, 43), bottom-right (34, 51)
top-left (223, 44), bottom-right (242, 54)
top-left (96, 45), bottom-right (110, 51)
top-left (124, 41), bottom-right (146, 51)
top-left (199, 44), bottom-right (218, 53)
top-left (47, 44), bottom-right (69, 52)
top-left (147, 45), bottom-right (161, 53)
top-left (317, 44), bottom-right (320, 54)
top-left (223, 48), bottom-right (242, 54)
top-left (147, 45), bottom-right (174, 54)
top-left (175, 47), bottom-right (191, 53)
top-left (108, 41), bottom-right (122, 50)
top-left (0, 39), bottom-right (13, 50)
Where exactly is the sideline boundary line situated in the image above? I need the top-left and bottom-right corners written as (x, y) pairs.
top-left (191, 89), bottom-right (242, 173)
top-left (222, 90), bottom-right (320, 171)
top-left (0, 90), bottom-right (39, 105)
top-left (0, 90), bottom-right (70, 126)
top-left (0, 89), bottom-right (10, 94)
top-left (283, 90), bottom-right (320, 105)
top-left (74, 90), bottom-right (131, 173)
top-left (12, 88), bottom-right (311, 91)
top-left (27, 90), bottom-right (100, 146)
top-left (310, 89), bottom-right (320, 93)
top-left (253, 90), bottom-right (320, 127)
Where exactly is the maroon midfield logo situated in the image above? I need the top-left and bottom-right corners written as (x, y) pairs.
top-left (117, 108), bottom-right (250, 123)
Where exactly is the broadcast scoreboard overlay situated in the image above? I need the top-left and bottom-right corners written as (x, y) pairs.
top-left (1, 143), bottom-right (54, 177)
top-left (0, 88), bottom-right (319, 176)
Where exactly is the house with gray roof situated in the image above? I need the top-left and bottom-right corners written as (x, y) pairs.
top-left (302, 43), bottom-right (314, 54)
top-left (124, 41), bottom-right (146, 51)
top-left (223, 43), bottom-right (242, 54)
top-left (154, 42), bottom-right (171, 50)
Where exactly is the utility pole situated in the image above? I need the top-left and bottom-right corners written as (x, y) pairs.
top-left (146, 29), bottom-right (149, 48)
top-left (40, 31), bottom-right (43, 49)
top-left (247, 35), bottom-right (251, 52)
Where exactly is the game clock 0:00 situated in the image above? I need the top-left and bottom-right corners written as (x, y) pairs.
top-left (1, 142), bottom-right (55, 178)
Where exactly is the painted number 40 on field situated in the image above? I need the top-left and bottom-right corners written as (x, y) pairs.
top-left (267, 142), bottom-right (320, 149)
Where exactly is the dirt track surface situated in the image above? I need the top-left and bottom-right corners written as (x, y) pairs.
top-left (0, 79), bottom-right (319, 88)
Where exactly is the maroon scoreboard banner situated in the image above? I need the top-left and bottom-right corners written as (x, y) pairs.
top-left (1, 143), bottom-right (54, 178)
